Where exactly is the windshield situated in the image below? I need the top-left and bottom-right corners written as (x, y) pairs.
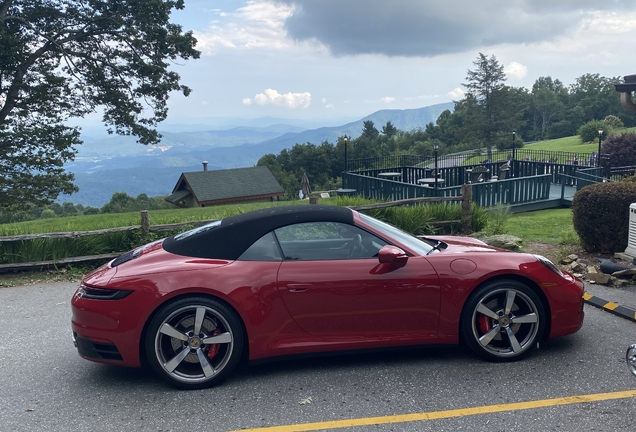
top-left (358, 213), bottom-right (434, 256)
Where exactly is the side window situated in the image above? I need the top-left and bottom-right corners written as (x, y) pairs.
top-left (238, 232), bottom-right (282, 261)
top-left (275, 222), bottom-right (387, 261)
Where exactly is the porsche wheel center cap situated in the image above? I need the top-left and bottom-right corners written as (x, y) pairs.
top-left (188, 337), bottom-right (202, 348)
top-left (499, 316), bottom-right (510, 327)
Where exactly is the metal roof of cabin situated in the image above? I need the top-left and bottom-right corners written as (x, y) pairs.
top-left (173, 166), bottom-right (284, 204)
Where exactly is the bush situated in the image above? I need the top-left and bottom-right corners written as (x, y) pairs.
top-left (603, 115), bottom-right (624, 129)
top-left (83, 206), bottom-right (100, 215)
top-left (484, 205), bottom-right (511, 235)
top-left (572, 182), bottom-right (636, 253)
top-left (40, 209), bottom-right (56, 219)
top-left (601, 132), bottom-right (636, 168)
top-left (578, 120), bottom-right (610, 144)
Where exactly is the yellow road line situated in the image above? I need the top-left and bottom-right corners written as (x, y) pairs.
top-left (232, 389), bottom-right (636, 432)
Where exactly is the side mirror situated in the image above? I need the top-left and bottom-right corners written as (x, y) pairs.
top-left (378, 245), bottom-right (408, 268)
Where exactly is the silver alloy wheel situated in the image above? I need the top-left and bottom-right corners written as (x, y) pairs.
top-left (154, 304), bottom-right (235, 385)
top-left (627, 344), bottom-right (636, 377)
top-left (470, 287), bottom-right (540, 359)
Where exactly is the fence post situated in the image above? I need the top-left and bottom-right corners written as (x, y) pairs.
top-left (461, 184), bottom-right (472, 234)
top-left (141, 210), bottom-right (150, 240)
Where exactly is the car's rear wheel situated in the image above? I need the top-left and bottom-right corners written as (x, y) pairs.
top-left (461, 280), bottom-right (545, 361)
top-left (145, 297), bottom-right (244, 389)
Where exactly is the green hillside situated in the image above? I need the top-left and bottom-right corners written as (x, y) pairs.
top-left (524, 126), bottom-right (636, 152)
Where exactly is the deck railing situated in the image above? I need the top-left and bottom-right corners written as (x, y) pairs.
top-left (344, 172), bottom-right (553, 208)
top-left (347, 149), bottom-right (597, 174)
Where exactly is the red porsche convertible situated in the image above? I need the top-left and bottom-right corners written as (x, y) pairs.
top-left (72, 205), bottom-right (584, 389)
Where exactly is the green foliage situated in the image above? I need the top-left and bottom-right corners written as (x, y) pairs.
top-left (530, 77), bottom-right (567, 140)
top-left (364, 202), bottom-right (487, 236)
top-left (578, 120), bottom-right (608, 144)
top-left (0, 0), bottom-right (199, 211)
top-left (557, 230), bottom-right (580, 246)
top-left (601, 132), bottom-right (636, 168)
top-left (604, 115), bottom-right (624, 129)
top-left (362, 121), bottom-right (380, 139)
top-left (0, 198), bottom-right (490, 264)
top-left (382, 121), bottom-right (398, 138)
top-left (370, 206), bottom-right (436, 236)
top-left (484, 205), bottom-right (511, 235)
top-left (572, 182), bottom-right (636, 253)
top-left (40, 209), bottom-right (56, 219)
top-left (101, 192), bottom-right (173, 214)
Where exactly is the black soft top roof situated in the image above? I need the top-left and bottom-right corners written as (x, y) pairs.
top-left (162, 205), bottom-right (355, 260)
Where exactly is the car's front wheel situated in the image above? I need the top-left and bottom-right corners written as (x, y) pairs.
top-left (145, 297), bottom-right (244, 389)
top-left (461, 280), bottom-right (545, 361)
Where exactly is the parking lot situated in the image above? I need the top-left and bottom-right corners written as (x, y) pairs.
top-left (1, 281), bottom-right (635, 432)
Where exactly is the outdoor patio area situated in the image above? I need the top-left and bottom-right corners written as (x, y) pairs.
top-left (341, 150), bottom-right (606, 212)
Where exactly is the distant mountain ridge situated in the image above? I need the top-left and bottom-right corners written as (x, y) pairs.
top-left (64, 102), bottom-right (454, 206)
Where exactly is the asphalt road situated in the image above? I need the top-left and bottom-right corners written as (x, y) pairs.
top-left (1, 281), bottom-right (636, 432)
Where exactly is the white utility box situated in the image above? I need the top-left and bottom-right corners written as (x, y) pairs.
top-left (625, 203), bottom-right (636, 257)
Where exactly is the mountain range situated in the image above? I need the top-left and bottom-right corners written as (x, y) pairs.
top-left (64, 102), bottom-right (454, 207)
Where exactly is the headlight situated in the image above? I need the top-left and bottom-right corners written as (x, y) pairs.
top-left (77, 284), bottom-right (133, 300)
top-left (533, 254), bottom-right (564, 277)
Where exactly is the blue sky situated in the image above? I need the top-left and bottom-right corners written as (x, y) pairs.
top-left (161, 0), bottom-right (636, 125)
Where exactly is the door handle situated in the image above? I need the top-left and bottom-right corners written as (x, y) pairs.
top-left (287, 283), bottom-right (312, 292)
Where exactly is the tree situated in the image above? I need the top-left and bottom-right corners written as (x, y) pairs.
top-left (462, 53), bottom-right (507, 158)
top-left (381, 121), bottom-right (398, 138)
top-left (578, 120), bottom-right (609, 144)
top-left (601, 132), bottom-right (636, 167)
top-left (531, 77), bottom-right (567, 140)
top-left (0, 0), bottom-right (199, 211)
top-left (361, 121), bottom-right (380, 139)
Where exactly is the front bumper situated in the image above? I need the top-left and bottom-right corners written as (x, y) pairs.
top-left (71, 287), bottom-right (156, 367)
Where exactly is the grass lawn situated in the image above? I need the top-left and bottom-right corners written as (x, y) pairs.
top-left (524, 126), bottom-right (636, 152)
top-left (0, 199), bottom-right (320, 236)
top-left (507, 208), bottom-right (577, 244)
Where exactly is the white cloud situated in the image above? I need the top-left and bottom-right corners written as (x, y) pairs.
top-left (380, 96), bottom-right (396, 103)
top-left (243, 88), bottom-right (312, 108)
top-left (193, 1), bottom-right (300, 55)
top-left (325, 103), bottom-right (334, 109)
top-left (448, 87), bottom-right (465, 99)
top-left (505, 62), bottom-right (528, 80)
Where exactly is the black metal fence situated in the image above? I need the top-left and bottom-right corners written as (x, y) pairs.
top-left (346, 148), bottom-right (600, 174)
top-left (609, 165), bottom-right (636, 181)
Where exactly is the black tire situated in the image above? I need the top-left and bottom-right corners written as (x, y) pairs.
top-left (460, 280), bottom-right (545, 362)
top-left (145, 297), bottom-right (244, 389)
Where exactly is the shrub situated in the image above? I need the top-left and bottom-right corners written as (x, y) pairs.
top-left (601, 132), bottom-right (636, 168)
top-left (572, 182), bottom-right (636, 253)
top-left (83, 206), bottom-right (100, 215)
top-left (484, 205), bottom-right (511, 235)
top-left (603, 115), bottom-right (624, 129)
top-left (40, 209), bottom-right (56, 219)
top-left (578, 120), bottom-right (610, 144)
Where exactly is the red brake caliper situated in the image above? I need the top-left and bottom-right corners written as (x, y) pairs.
top-left (478, 305), bottom-right (492, 334)
top-left (206, 329), bottom-right (222, 360)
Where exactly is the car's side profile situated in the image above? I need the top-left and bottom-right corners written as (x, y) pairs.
top-left (71, 205), bottom-right (584, 389)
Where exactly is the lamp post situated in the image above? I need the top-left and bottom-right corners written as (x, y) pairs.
top-left (512, 129), bottom-right (516, 177)
top-left (597, 129), bottom-right (603, 167)
top-left (434, 141), bottom-right (439, 190)
top-left (343, 135), bottom-right (348, 188)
